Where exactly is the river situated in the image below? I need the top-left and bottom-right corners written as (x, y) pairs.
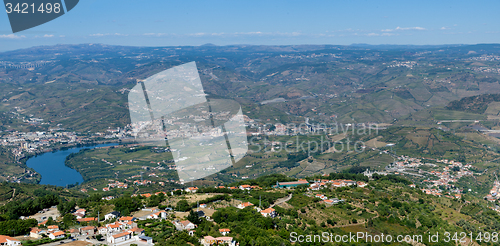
top-left (26, 143), bottom-right (118, 187)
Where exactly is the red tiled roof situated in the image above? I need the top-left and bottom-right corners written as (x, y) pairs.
top-left (51, 231), bottom-right (65, 237)
top-left (128, 227), bottom-right (144, 233)
top-left (119, 216), bottom-right (133, 221)
top-left (108, 224), bottom-right (121, 229)
top-left (77, 217), bottom-right (96, 222)
top-left (180, 220), bottom-right (193, 227)
top-left (261, 208), bottom-right (275, 214)
top-left (0, 235), bottom-right (19, 243)
top-left (112, 231), bottom-right (131, 239)
top-left (81, 226), bottom-right (95, 231)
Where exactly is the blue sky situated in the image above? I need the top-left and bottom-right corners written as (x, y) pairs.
top-left (0, 0), bottom-right (500, 51)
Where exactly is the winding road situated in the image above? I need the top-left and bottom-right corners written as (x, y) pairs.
top-left (271, 193), bottom-right (293, 208)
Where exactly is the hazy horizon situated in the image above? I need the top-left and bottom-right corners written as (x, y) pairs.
top-left (1, 42), bottom-right (498, 53)
top-left (2, 0), bottom-right (500, 51)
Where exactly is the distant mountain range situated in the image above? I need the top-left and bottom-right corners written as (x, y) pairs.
top-left (2, 43), bottom-right (500, 132)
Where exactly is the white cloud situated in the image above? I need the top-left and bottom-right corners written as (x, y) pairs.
top-left (89, 33), bottom-right (127, 37)
top-left (143, 33), bottom-right (169, 37)
top-left (236, 31), bottom-right (263, 35)
top-left (0, 34), bottom-right (25, 39)
top-left (363, 32), bottom-right (397, 37)
top-left (382, 26), bottom-right (426, 32)
top-left (43, 34), bottom-right (54, 38)
top-left (144, 32), bottom-right (303, 38)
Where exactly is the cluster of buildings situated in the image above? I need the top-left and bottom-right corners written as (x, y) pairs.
top-left (420, 188), bottom-right (443, 197)
top-left (313, 194), bottom-right (344, 205)
top-left (392, 156), bottom-right (430, 168)
top-left (387, 61), bottom-right (418, 68)
top-left (209, 185), bottom-right (261, 191)
top-left (1, 129), bottom-right (104, 158)
top-left (312, 179), bottom-right (367, 190)
top-left (82, 170), bottom-right (185, 194)
top-left (235, 202), bottom-right (277, 218)
top-left (386, 155), bottom-right (475, 194)
top-left (420, 188), bottom-right (463, 199)
top-left (129, 109), bottom-right (236, 141)
top-left (274, 179), bottom-right (367, 190)
top-left (171, 216), bottom-right (238, 245)
top-left (485, 180), bottom-right (500, 202)
top-left (470, 66), bottom-right (500, 74)
top-left (201, 235), bottom-right (237, 246)
top-left (420, 160), bottom-right (473, 188)
top-left (106, 180), bottom-right (128, 189)
top-left (466, 55), bottom-right (500, 61)
top-left (32, 214), bottom-right (153, 245)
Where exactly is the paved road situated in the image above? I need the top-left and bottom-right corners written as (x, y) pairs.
top-left (271, 193), bottom-right (293, 208)
top-left (37, 239), bottom-right (92, 246)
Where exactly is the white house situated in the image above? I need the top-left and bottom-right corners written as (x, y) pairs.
top-left (0, 235), bottom-right (21, 246)
top-left (219, 228), bottom-right (230, 236)
top-left (237, 202), bottom-right (253, 209)
top-left (48, 231), bottom-right (65, 240)
top-left (185, 187), bottom-right (198, 193)
top-left (29, 228), bottom-right (44, 239)
top-left (118, 216), bottom-right (134, 222)
top-left (107, 231), bottom-right (132, 244)
top-left (315, 194), bottom-right (327, 200)
top-left (324, 199), bottom-right (335, 205)
top-left (175, 220), bottom-right (196, 231)
top-left (201, 236), bottom-right (237, 246)
top-left (106, 223), bottom-right (123, 233)
top-left (73, 208), bottom-right (86, 219)
top-left (68, 229), bottom-right (79, 238)
top-left (98, 227), bottom-right (108, 235)
top-left (80, 226), bottom-right (95, 236)
top-left (309, 183), bottom-right (320, 190)
top-left (239, 185), bottom-right (251, 190)
top-left (104, 211), bottom-right (120, 221)
top-left (260, 208), bottom-right (277, 218)
top-left (147, 210), bottom-right (166, 219)
top-left (73, 212), bottom-right (84, 219)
